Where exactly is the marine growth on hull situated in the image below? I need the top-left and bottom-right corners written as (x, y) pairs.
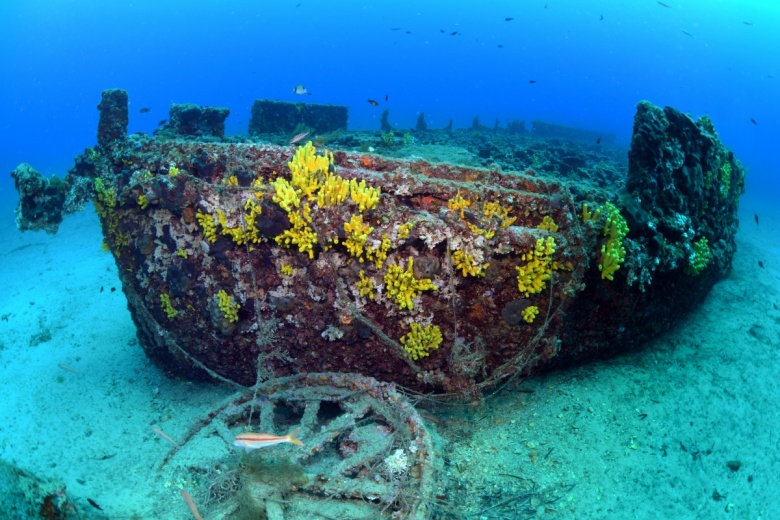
top-left (12, 89), bottom-right (745, 397)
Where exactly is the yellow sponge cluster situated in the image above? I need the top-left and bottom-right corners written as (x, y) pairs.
top-left (356, 270), bottom-right (375, 299)
top-left (275, 203), bottom-right (318, 259)
top-left (270, 142), bottom-right (382, 259)
top-left (447, 190), bottom-right (515, 239)
top-left (447, 191), bottom-right (471, 216)
top-left (384, 258), bottom-right (437, 310)
top-left (521, 305), bottom-right (539, 323)
top-left (343, 214), bottom-right (373, 259)
top-left (452, 249), bottom-right (487, 277)
top-left (515, 236), bottom-right (556, 297)
top-left (483, 200), bottom-right (517, 228)
top-left (272, 177), bottom-right (301, 212)
top-left (349, 179), bottom-right (381, 212)
top-left (317, 174), bottom-right (349, 207)
top-left (364, 235), bottom-right (391, 269)
top-left (276, 141), bottom-right (381, 212)
top-left (341, 214), bottom-right (391, 268)
top-left (160, 293), bottom-right (178, 319)
top-left (289, 141), bottom-right (333, 198)
top-left (196, 191), bottom-right (265, 247)
top-left (196, 211), bottom-right (219, 243)
top-left (400, 323), bottom-right (443, 360)
top-left (599, 202), bottom-right (628, 281)
top-left (536, 215), bottom-right (559, 232)
top-left (215, 200), bottom-right (264, 246)
top-left (216, 289), bottom-right (241, 323)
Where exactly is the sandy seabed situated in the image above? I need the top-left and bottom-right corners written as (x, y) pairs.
top-left (0, 196), bottom-right (777, 519)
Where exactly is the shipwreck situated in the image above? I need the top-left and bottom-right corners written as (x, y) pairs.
top-left (12, 89), bottom-right (745, 397)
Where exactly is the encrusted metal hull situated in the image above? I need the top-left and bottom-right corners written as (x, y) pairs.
top-left (12, 90), bottom-right (744, 396)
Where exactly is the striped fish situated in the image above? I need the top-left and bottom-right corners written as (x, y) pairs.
top-left (233, 427), bottom-right (303, 451)
top-left (289, 131), bottom-right (310, 145)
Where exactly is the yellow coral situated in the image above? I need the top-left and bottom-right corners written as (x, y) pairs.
top-left (521, 305), bottom-right (539, 323)
top-left (289, 141), bottom-right (333, 199)
top-left (93, 178), bottom-right (116, 216)
top-left (343, 214), bottom-right (374, 260)
top-left (515, 237), bottom-right (556, 297)
top-left (396, 222), bottom-right (413, 240)
top-left (137, 194), bottom-right (149, 210)
top-left (216, 209), bottom-right (246, 245)
top-left (196, 211), bottom-right (219, 243)
top-left (466, 222), bottom-right (496, 239)
top-left (281, 264), bottom-right (293, 276)
top-left (356, 270), bottom-right (375, 299)
top-left (216, 289), bottom-right (241, 323)
top-left (599, 202), bottom-right (628, 281)
top-left (452, 249), bottom-right (487, 277)
top-left (241, 198), bottom-right (264, 244)
top-left (581, 203), bottom-right (601, 222)
top-left (447, 191), bottom-right (471, 216)
top-left (483, 201), bottom-right (516, 228)
top-left (160, 293), bottom-right (178, 319)
top-left (400, 323), bottom-right (443, 360)
top-left (537, 215), bottom-right (559, 232)
top-left (275, 203), bottom-right (318, 259)
top-left (272, 177), bottom-right (301, 212)
top-left (364, 235), bottom-right (391, 269)
top-left (349, 178), bottom-right (381, 211)
top-left (384, 258), bottom-right (437, 311)
top-left (316, 173), bottom-right (350, 207)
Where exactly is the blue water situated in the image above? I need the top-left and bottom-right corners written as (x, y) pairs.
top-left (1, 2), bottom-right (779, 517)
top-left (1, 0), bottom-right (778, 210)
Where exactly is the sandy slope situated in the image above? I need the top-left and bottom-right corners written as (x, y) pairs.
top-left (0, 197), bottom-right (777, 519)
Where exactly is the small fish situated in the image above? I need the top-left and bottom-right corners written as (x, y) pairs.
top-left (600, 14), bottom-right (604, 21)
top-left (234, 428), bottom-right (303, 451)
top-left (657, 1), bottom-right (671, 7)
top-left (750, 118), bottom-right (757, 125)
top-left (450, 31), bottom-right (460, 36)
top-left (87, 498), bottom-right (103, 511)
top-left (58, 363), bottom-right (81, 375)
top-left (151, 426), bottom-right (179, 447)
top-left (754, 214), bottom-right (759, 225)
top-left (292, 85), bottom-right (311, 95)
top-left (367, 99), bottom-right (379, 106)
top-left (181, 490), bottom-right (204, 520)
top-left (505, 17), bottom-right (514, 21)
top-left (139, 107), bottom-right (150, 113)
top-left (289, 131), bottom-right (309, 145)
top-left (596, 136), bottom-right (602, 144)
top-left (529, 80), bottom-right (537, 84)
top-left (758, 260), bottom-right (764, 269)
top-left (157, 119), bottom-right (166, 126)
top-left (743, 21), bottom-right (753, 26)
top-left (385, 94), bottom-right (388, 102)
top-left (405, 31), bottom-right (412, 34)
top-left (680, 29), bottom-right (695, 38)
top-left (440, 29), bottom-right (445, 33)
top-left (497, 44), bottom-right (504, 48)
top-left (391, 27), bottom-right (401, 31)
